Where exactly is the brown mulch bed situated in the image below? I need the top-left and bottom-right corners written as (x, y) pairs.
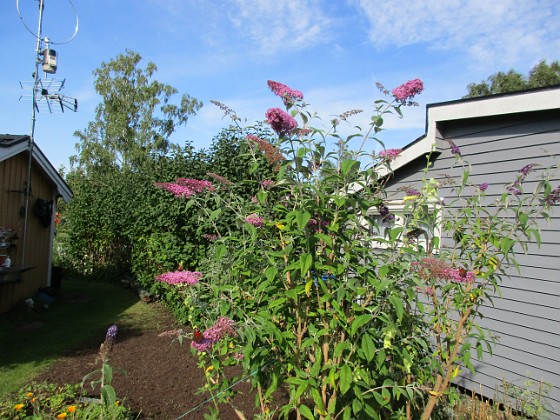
top-left (34, 303), bottom-right (274, 419)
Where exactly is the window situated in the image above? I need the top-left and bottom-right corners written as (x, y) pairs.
top-left (367, 200), bottom-right (442, 253)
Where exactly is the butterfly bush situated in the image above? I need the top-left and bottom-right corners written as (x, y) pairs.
top-left (153, 78), bottom-right (558, 420)
top-left (191, 317), bottom-right (236, 352)
top-left (265, 107), bottom-right (298, 136)
top-left (156, 270), bottom-right (202, 285)
top-left (392, 78), bottom-right (424, 103)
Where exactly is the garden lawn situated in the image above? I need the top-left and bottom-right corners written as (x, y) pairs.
top-left (0, 277), bottom-right (152, 396)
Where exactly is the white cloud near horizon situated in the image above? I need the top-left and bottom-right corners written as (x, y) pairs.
top-left (354, 0), bottom-right (560, 68)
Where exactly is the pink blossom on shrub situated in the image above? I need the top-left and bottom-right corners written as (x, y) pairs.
top-left (261, 180), bottom-right (275, 190)
top-left (478, 183), bottom-right (489, 192)
top-left (155, 178), bottom-right (215, 198)
top-left (379, 148), bottom-right (402, 161)
top-left (392, 79), bottom-right (424, 102)
top-left (267, 80), bottom-right (304, 105)
top-left (412, 258), bottom-right (475, 284)
top-left (156, 270), bottom-right (203, 285)
top-left (246, 213), bottom-right (265, 228)
top-left (176, 178), bottom-right (215, 193)
top-left (154, 182), bottom-right (196, 198)
top-left (265, 108), bottom-right (298, 136)
top-left (207, 172), bottom-right (233, 185)
top-left (191, 317), bottom-right (236, 352)
top-left (447, 268), bottom-right (476, 284)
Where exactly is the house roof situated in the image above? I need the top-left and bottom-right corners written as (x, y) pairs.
top-left (0, 135), bottom-right (72, 202)
top-left (380, 85), bottom-right (560, 177)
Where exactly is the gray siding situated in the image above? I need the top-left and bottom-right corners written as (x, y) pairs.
top-left (385, 110), bottom-right (560, 415)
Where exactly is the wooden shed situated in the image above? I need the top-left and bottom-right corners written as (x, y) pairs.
top-left (0, 134), bottom-right (72, 313)
top-left (379, 86), bottom-right (560, 416)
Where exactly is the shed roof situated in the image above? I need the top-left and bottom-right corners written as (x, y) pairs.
top-left (380, 85), bottom-right (560, 177)
top-left (0, 135), bottom-right (72, 202)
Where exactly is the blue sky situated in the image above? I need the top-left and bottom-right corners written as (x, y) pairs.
top-left (3, 0), bottom-right (559, 170)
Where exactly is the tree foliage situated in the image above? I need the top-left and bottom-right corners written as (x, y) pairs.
top-left (464, 59), bottom-right (560, 98)
top-left (72, 50), bottom-right (202, 171)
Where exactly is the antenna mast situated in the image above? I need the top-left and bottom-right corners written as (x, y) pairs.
top-left (16, 0), bottom-right (79, 265)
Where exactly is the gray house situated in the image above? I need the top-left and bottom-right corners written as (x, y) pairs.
top-left (380, 86), bottom-right (560, 416)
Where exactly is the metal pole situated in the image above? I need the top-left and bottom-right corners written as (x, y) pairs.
top-left (21, 0), bottom-right (45, 265)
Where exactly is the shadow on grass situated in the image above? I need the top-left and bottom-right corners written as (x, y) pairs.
top-left (0, 276), bottom-right (147, 395)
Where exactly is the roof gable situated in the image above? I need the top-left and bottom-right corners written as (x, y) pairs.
top-left (0, 135), bottom-right (72, 202)
top-left (380, 86), bottom-right (560, 177)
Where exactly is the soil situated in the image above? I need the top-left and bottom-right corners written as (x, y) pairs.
top-left (34, 301), bottom-right (278, 420)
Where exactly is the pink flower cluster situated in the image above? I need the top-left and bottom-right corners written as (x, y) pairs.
top-left (265, 108), bottom-right (298, 137)
top-left (379, 148), bottom-right (402, 161)
top-left (261, 180), bottom-right (275, 190)
top-left (191, 316), bottom-right (236, 352)
top-left (156, 270), bottom-right (203, 285)
top-left (412, 258), bottom-right (475, 284)
top-left (246, 213), bottom-right (265, 228)
top-left (155, 178), bottom-right (215, 198)
top-left (267, 80), bottom-right (304, 105)
top-left (392, 79), bottom-right (424, 102)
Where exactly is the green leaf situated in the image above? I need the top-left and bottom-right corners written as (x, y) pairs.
top-left (339, 364), bottom-right (352, 395)
top-left (103, 363), bottom-right (113, 384)
top-left (209, 208), bottom-right (221, 221)
top-left (388, 295), bottom-right (404, 322)
top-left (264, 266), bottom-right (278, 282)
top-left (361, 334), bottom-right (375, 362)
top-left (215, 243), bottom-right (226, 261)
top-left (300, 253), bottom-right (313, 276)
top-left (351, 314), bottom-right (372, 336)
top-left (500, 237), bottom-right (515, 254)
top-left (101, 384), bottom-right (117, 407)
top-left (299, 404), bottom-right (315, 420)
top-left (311, 387), bottom-right (325, 412)
top-left (295, 211), bottom-right (312, 231)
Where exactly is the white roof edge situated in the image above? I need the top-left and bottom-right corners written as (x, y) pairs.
top-left (0, 139), bottom-right (72, 202)
top-left (380, 87), bottom-right (560, 176)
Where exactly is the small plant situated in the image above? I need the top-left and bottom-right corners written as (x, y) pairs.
top-left (496, 377), bottom-right (555, 419)
top-left (81, 324), bottom-right (130, 419)
top-left (0, 382), bottom-right (82, 419)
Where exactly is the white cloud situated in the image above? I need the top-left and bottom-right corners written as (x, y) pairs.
top-left (227, 0), bottom-right (333, 54)
top-left (353, 0), bottom-right (560, 68)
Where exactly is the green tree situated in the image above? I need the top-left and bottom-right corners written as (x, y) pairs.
top-left (72, 49), bottom-right (202, 171)
top-left (464, 59), bottom-right (560, 98)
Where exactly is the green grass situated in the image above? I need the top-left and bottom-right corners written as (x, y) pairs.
top-left (0, 277), bottom-right (161, 396)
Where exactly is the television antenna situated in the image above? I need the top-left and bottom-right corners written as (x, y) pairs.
top-left (16, 0), bottom-right (79, 265)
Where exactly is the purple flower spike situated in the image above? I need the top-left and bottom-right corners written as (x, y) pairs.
top-left (478, 183), bottom-right (489, 192)
top-left (106, 325), bottom-right (118, 342)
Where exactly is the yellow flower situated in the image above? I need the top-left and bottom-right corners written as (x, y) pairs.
top-left (14, 403), bottom-right (25, 410)
top-left (67, 405), bottom-right (77, 413)
top-left (26, 392), bottom-right (33, 398)
top-left (228, 342), bottom-right (234, 349)
top-left (275, 222), bottom-right (285, 230)
top-left (206, 365), bottom-right (214, 373)
top-left (56, 413), bottom-right (68, 419)
top-left (115, 400), bottom-right (121, 406)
